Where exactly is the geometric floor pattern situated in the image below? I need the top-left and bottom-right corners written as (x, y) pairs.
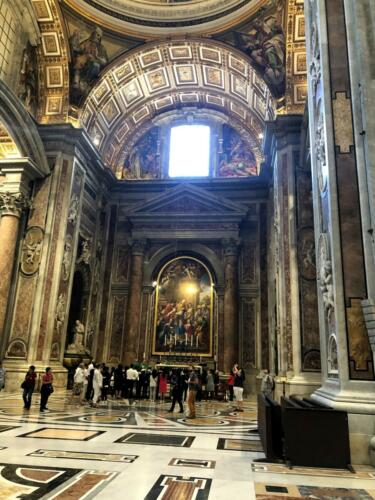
top-left (0, 392), bottom-right (373, 499)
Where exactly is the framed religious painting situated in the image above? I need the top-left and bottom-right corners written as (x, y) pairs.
top-left (152, 257), bottom-right (213, 357)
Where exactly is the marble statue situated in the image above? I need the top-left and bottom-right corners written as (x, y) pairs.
top-left (67, 320), bottom-right (88, 354)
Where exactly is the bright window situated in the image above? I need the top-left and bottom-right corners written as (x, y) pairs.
top-left (169, 124), bottom-right (210, 177)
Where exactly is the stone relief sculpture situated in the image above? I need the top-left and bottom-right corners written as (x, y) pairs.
top-left (21, 227), bottom-right (44, 275)
top-left (55, 293), bottom-right (66, 336)
top-left (18, 42), bottom-right (38, 116)
top-left (68, 194), bottom-right (80, 225)
top-left (62, 236), bottom-right (73, 281)
top-left (70, 27), bottom-right (109, 104)
top-left (328, 333), bottom-right (338, 373)
top-left (318, 234), bottom-right (334, 320)
top-left (77, 238), bottom-right (92, 265)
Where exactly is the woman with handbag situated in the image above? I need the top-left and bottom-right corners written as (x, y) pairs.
top-left (40, 367), bottom-right (53, 412)
top-left (21, 365), bottom-right (36, 410)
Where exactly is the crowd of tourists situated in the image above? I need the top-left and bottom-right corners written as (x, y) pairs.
top-left (17, 362), bottom-right (248, 417)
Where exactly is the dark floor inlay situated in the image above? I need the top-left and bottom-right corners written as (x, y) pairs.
top-left (265, 485), bottom-right (289, 493)
top-left (115, 432), bottom-right (195, 447)
top-left (169, 458), bottom-right (216, 469)
top-left (145, 474), bottom-right (212, 500)
top-left (217, 437), bottom-right (263, 452)
top-left (0, 425), bottom-right (20, 433)
top-left (28, 449), bottom-right (138, 463)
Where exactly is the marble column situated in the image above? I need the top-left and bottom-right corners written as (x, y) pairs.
top-left (123, 239), bottom-right (146, 366)
top-left (0, 192), bottom-right (29, 343)
top-left (223, 239), bottom-right (239, 373)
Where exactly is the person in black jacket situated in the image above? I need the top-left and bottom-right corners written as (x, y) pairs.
top-left (233, 364), bottom-right (245, 412)
top-left (168, 371), bottom-right (184, 414)
top-left (22, 365), bottom-right (36, 410)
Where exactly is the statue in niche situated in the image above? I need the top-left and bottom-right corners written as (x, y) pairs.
top-left (123, 127), bottom-right (161, 180)
top-left (67, 320), bottom-right (88, 354)
top-left (18, 42), bottom-right (38, 116)
top-left (218, 126), bottom-right (257, 177)
top-left (70, 27), bottom-right (109, 103)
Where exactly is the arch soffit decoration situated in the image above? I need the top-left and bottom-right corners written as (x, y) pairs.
top-left (62, 0), bottom-right (269, 38)
top-left (0, 80), bottom-right (49, 174)
top-left (144, 244), bottom-right (224, 287)
top-left (30, 0), bottom-right (70, 123)
top-left (81, 38), bottom-right (276, 175)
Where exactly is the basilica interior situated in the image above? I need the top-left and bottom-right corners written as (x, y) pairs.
top-left (0, 0), bottom-right (375, 498)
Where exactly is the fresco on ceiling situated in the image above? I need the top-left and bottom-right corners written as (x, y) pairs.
top-left (122, 127), bottom-right (161, 180)
top-left (218, 0), bottom-right (285, 97)
top-left (153, 257), bottom-right (213, 357)
top-left (69, 27), bottom-right (109, 105)
top-left (217, 125), bottom-right (257, 178)
top-left (18, 42), bottom-right (38, 117)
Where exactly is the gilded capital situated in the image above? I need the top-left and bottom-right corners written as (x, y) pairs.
top-left (0, 191), bottom-right (30, 217)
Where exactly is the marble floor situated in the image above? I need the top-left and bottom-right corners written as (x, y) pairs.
top-left (0, 392), bottom-right (374, 499)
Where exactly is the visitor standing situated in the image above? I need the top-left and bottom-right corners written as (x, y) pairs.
top-left (71, 363), bottom-right (85, 404)
top-left (168, 372), bottom-right (184, 413)
top-left (187, 366), bottom-right (198, 419)
top-left (149, 369), bottom-right (157, 401)
top-left (227, 370), bottom-right (234, 402)
top-left (113, 364), bottom-right (123, 399)
top-left (261, 370), bottom-right (275, 398)
top-left (158, 370), bottom-right (167, 403)
top-left (126, 364), bottom-right (139, 403)
top-left (102, 364), bottom-right (110, 402)
top-left (40, 367), bottom-right (53, 412)
top-left (92, 363), bottom-right (103, 407)
top-left (21, 365), bottom-right (36, 409)
top-left (233, 364), bottom-right (245, 412)
top-left (206, 369), bottom-right (214, 400)
top-left (0, 362), bottom-right (6, 391)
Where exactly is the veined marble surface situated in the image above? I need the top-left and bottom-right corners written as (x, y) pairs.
top-left (0, 392), bottom-right (373, 499)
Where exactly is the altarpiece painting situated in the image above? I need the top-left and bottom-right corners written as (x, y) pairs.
top-left (153, 257), bottom-right (213, 357)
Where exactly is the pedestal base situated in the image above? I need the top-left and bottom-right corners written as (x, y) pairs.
top-left (2, 361), bottom-right (68, 392)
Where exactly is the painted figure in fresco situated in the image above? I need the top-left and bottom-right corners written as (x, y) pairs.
top-left (233, 14), bottom-right (285, 95)
top-left (218, 126), bottom-right (257, 177)
top-left (154, 259), bottom-right (211, 355)
top-left (70, 27), bottom-right (109, 96)
top-left (125, 127), bottom-right (161, 180)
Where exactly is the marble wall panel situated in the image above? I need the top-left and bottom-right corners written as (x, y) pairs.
top-left (37, 160), bottom-right (68, 360)
top-left (260, 203), bottom-right (269, 368)
top-left (108, 294), bottom-right (127, 364)
top-left (114, 245), bottom-right (130, 282)
top-left (241, 298), bottom-right (256, 369)
top-left (138, 292), bottom-right (149, 360)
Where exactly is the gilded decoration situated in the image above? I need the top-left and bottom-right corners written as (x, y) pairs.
top-left (153, 257), bottom-right (213, 358)
top-left (0, 192), bottom-right (30, 217)
top-left (21, 227), bottom-right (44, 276)
top-left (81, 39), bottom-right (275, 173)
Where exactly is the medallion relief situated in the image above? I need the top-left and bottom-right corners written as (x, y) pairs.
top-left (21, 227), bottom-right (44, 275)
top-left (318, 233), bottom-right (334, 321)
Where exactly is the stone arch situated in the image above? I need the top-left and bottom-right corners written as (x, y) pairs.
top-left (81, 38), bottom-right (276, 173)
top-left (144, 242), bottom-right (224, 288)
top-left (0, 80), bottom-right (48, 174)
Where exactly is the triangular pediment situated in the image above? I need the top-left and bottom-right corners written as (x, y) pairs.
top-left (128, 183), bottom-right (248, 217)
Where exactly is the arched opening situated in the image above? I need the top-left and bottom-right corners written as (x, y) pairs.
top-left (66, 270), bottom-right (84, 347)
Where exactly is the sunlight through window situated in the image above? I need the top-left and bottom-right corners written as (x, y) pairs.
top-left (169, 125), bottom-right (210, 177)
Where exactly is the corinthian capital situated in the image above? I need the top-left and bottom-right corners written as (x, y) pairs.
top-left (0, 191), bottom-right (30, 217)
top-left (222, 238), bottom-right (240, 257)
top-left (130, 238), bottom-right (147, 256)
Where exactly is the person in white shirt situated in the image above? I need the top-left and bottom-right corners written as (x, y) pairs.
top-left (91, 364), bottom-right (103, 407)
top-left (126, 364), bottom-right (139, 402)
top-left (71, 363), bottom-right (85, 404)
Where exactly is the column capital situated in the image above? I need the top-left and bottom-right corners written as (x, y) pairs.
top-left (129, 238), bottom-right (147, 256)
top-left (0, 191), bottom-right (30, 218)
top-left (222, 238), bottom-right (240, 257)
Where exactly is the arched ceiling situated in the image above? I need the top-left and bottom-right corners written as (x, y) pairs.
top-left (63, 0), bottom-right (269, 38)
top-left (81, 38), bottom-right (276, 174)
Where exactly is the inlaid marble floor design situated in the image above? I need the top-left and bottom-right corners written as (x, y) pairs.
top-left (0, 392), bottom-right (374, 499)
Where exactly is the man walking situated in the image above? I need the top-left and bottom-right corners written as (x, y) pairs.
top-left (187, 366), bottom-right (198, 419)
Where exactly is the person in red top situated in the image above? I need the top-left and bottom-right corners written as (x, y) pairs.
top-left (158, 371), bottom-right (167, 403)
top-left (22, 365), bottom-right (36, 410)
top-left (227, 370), bottom-right (235, 402)
top-left (40, 367), bottom-right (53, 412)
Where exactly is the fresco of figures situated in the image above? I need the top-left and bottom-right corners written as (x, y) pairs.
top-left (153, 257), bottom-right (213, 357)
top-left (217, 125), bottom-right (258, 177)
top-left (123, 127), bottom-right (161, 180)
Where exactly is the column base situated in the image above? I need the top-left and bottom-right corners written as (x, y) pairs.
top-left (2, 360), bottom-right (68, 392)
top-left (273, 372), bottom-right (322, 400)
top-left (312, 384), bottom-right (375, 465)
